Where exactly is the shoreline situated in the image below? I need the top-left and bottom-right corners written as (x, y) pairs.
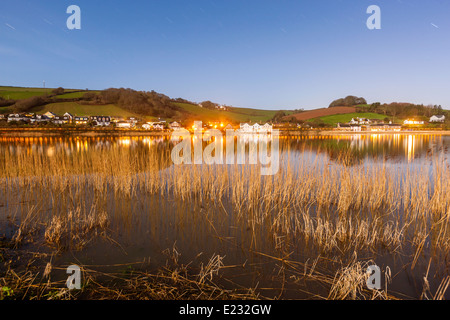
top-left (318, 130), bottom-right (450, 136)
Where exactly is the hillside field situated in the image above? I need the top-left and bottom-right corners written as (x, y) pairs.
top-left (30, 102), bottom-right (146, 119)
top-left (285, 107), bottom-right (357, 122)
top-left (314, 113), bottom-right (390, 125)
top-left (0, 86), bottom-right (78, 100)
top-left (174, 102), bottom-right (291, 123)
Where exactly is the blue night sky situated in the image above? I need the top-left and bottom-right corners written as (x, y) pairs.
top-left (1, 0), bottom-right (450, 109)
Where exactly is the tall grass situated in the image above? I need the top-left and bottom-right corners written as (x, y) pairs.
top-left (0, 138), bottom-right (449, 299)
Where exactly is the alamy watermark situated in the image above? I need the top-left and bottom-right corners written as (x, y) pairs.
top-left (66, 264), bottom-right (81, 290)
top-left (65, 5), bottom-right (381, 31)
top-left (67, 5), bottom-right (81, 30)
top-left (366, 264), bottom-right (381, 290)
top-left (367, 5), bottom-right (381, 30)
top-left (170, 121), bottom-right (280, 176)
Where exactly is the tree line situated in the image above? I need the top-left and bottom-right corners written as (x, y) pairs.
top-left (82, 88), bottom-right (183, 118)
top-left (360, 102), bottom-right (447, 119)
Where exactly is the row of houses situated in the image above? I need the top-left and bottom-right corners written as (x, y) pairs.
top-left (337, 123), bottom-right (400, 132)
top-left (338, 115), bottom-right (446, 132)
top-left (239, 123), bottom-right (273, 133)
top-left (349, 115), bottom-right (446, 126)
top-left (1, 111), bottom-right (185, 130)
top-left (4, 112), bottom-right (115, 126)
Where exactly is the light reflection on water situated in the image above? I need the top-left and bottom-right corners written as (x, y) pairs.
top-left (1, 134), bottom-right (449, 163)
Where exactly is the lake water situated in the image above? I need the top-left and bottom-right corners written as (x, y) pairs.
top-left (1, 133), bottom-right (449, 299)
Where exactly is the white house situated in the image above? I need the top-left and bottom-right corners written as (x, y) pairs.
top-left (64, 112), bottom-right (74, 122)
top-left (349, 117), bottom-right (370, 125)
top-left (404, 119), bottom-right (424, 125)
top-left (90, 116), bottom-right (111, 126)
top-left (369, 124), bottom-right (402, 132)
top-left (260, 123), bottom-right (273, 133)
top-left (117, 121), bottom-right (132, 128)
top-left (52, 115), bottom-right (71, 125)
top-left (337, 123), bottom-right (361, 132)
top-left (169, 121), bottom-right (182, 130)
top-left (240, 123), bottom-right (253, 133)
top-left (216, 105), bottom-right (228, 111)
top-left (43, 111), bottom-right (57, 119)
top-left (7, 114), bottom-right (29, 123)
top-left (74, 116), bottom-right (89, 125)
top-left (30, 114), bottom-right (50, 124)
top-left (430, 115), bottom-right (445, 123)
top-left (239, 123), bottom-right (273, 133)
top-left (143, 122), bottom-right (164, 130)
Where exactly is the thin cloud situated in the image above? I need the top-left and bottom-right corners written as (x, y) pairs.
top-left (431, 23), bottom-right (439, 29)
top-left (5, 23), bottom-right (16, 30)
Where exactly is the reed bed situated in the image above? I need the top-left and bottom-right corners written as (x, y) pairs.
top-left (0, 140), bottom-right (449, 299)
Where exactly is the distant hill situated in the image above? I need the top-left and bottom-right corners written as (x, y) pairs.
top-left (283, 94), bottom-right (449, 126)
top-left (3, 86), bottom-right (447, 126)
top-left (0, 86), bottom-right (289, 124)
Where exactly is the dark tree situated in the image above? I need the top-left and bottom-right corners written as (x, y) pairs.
top-left (52, 87), bottom-right (65, 95)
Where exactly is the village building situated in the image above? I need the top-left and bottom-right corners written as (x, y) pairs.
top-left (74, 116), bottom-right (89, 125)
top-left (169, 121), bottom-right (182, 130)
top-left (349, 117), bottom-right (370, 125)
top-left (7, 114), bottom-right (30, 123)
top-left (110, 116), bottom-right (124, 123)
top-left (261, 123), bottom-right (273, 133)
top-left (52, 115), bottom-right (71, 125)
top-left (429, 115), bottom-right (445, 123)
top-left (336, 123), bottom-right (362, 132)
top-left (116, 121), bottom-right (133, 128)
top-left (142, 122), bottom-right (164, 130)
top-left (240, 123), bottom-right (253, 133)
top-left (403, 119), bottom-right (425, 125)
top-left (127, 117), bottom-right (139, 124)
top-left (368, 119), bottom-right (385, 125)
top-left (239, 123), bottom-right (273, 133)
top-left (30, 114), bottom-right (50, 124)
top-left (369, 124), bottom-right (402, 132)
top-left (43, 111), bottom-right (57, 119)
top-left (216, 105), bottom-right (228, 111)
top-left (90, 116), bottom-right (111, 126)
top-left (64, 112), bottom-right (74, 123)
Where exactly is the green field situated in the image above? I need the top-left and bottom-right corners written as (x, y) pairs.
top-left (314, 112), bottom-right (389, 125)
top-left (54, 91), bottom-right (94, 99)
top-left (30, 102), bottom-right (142, 118)
top-left (0, 86), bottom-right (81, 100)
top-left (0, 87), bottom-right (50, 100)
top-left (174, 102), bottom-right (291, 123)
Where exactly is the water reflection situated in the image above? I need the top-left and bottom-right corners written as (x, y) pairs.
top-left (0, 134), bottom-right (449, 165)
